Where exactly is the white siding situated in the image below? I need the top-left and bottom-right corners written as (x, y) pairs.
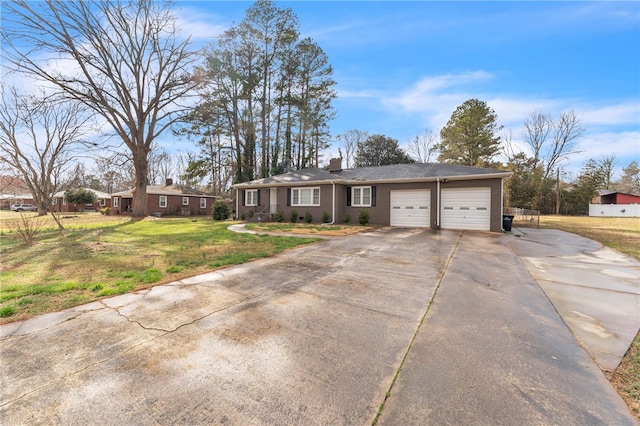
top-left (441, 188), bottom-right (491, 231)
top-left (390, 190), bottom-right (430, 227)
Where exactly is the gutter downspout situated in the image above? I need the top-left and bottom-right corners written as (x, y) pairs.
top-left (235, 187), bottom-right (239, 220)
top-left (501, 178), bottom-right (505, 232)
top-left (436, 179), bottom-right (441, 228)
top-left (329, 181), bottom-right (336, 224)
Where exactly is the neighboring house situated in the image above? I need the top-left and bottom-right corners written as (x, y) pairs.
top-left (0, 176), bottom-right (32, 210)
top-left (590, 190), bottom-right (640, 217)
top-left (592, 190), bottom-right (640, 205)
top-left (0, 193), bottom-right (34, 210)
top-left (110, 179), bottom-right (216, 216)
top-left (233, 159), bottom-right (512, 232)
top-left (51, 188), bottom-right (112, 212)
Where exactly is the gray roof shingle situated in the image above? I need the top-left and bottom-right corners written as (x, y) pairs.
top-left (235, 163), bottom-right (511, 187)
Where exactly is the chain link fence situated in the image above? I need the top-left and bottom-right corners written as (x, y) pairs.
top-left (505, 207), bottom-right (540, 228)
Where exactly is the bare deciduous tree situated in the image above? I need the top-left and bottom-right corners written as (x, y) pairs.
top-left (2, 0), bottom-right (198, 216)
top-left (523, 110), bottom-right (585, 178)
top-left (522, 111), bottom-right (553, 170)
top-left (336, 129), bottom-right (368, 168)
top-left (407, 129), bottom-right (439, 163)
top-left (0, 87), bottom-right (90, 229)
top-left (147, 144), bottom-right (174, 185)
top-left (94, 154), bottom-right (134, 193)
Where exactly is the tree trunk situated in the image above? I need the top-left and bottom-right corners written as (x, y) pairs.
top-left (132, 146), bottom-right (149, 217)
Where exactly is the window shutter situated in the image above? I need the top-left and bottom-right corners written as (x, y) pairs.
top-left (286, 188), bottom-right (291, 206)
top-left (371, 186), bottom-right (376, 207)
top-left (242, 190), bottom-right (246, 206)
top-left (346, 186), bottom-right (351, 206)
top-left (257, 189), bottom-right (261, 206)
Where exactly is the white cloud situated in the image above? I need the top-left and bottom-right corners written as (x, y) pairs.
top-left (574, 131), bottom-right (640, 162)
top-left (487, 98), bottom-right (559, 127)
top-left (574, 102), bottom-right (640, 127)
top-left (175, 10), bottom-right (227, 42)
top-left (382, 71), bottom-right (497, 129)
top-left (385, 71), bottom-right (492, 111)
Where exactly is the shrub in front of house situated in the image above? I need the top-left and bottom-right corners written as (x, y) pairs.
top-left (321, 211), bottom-right (331, 223)
top-left (213, 201), bottom-right (230, 220)
top-left (274, 210), bottom-right (284, 222)
top-left (290, 210), bottom-right (298, 223)
top-left (343, 213), bottom-right (351, 224)
top-left (358, 209), bottom-right (370, 226)
top-left (304, 212), bottom-right (313, 224)
top-left (100, 207), bottom-right (111, 215)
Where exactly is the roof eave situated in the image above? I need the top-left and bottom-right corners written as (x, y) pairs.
top-left (233, 179), bottom-right (338, 188)
top-left (233, 172), bottom-right (512, 187)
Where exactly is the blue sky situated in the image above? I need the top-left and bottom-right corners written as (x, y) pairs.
top-left (174, 0), bottom-right (639, 178)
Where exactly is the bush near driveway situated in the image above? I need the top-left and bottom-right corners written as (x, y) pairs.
top-left (0, 216), bottom-right (318, 324)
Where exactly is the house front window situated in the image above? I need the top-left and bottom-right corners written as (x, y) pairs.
top-left (292, 187), bottom-right (320, 206)
top-left (246, 189), bottom-right (258, 206)
top-left (352, 186), bottom-right (372, 207)
top-left (159, 196), bottom-right (167, 208)
top-left (52, 198), bottom-right (57, 205)
top-left (113, 197), bottom-right (119, 208)
top-left (200, 198), bottom-right (207, 209)
top-left (182, 197), bottom-right (189, 205)
top-left (100, 199), bottom-right (106, 206)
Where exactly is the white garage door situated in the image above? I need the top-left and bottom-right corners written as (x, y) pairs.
top-left (390, 190), bottom-right (430, 227)
top-left (441, 187), bottom-right (491, 231)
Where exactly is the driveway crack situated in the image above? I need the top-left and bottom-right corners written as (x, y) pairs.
top-left (372, 230), bottom-right (464, 425)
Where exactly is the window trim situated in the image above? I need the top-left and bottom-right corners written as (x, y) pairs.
top-left (113, 197), bottom-right (119, 208)
top-left (245, 189), bottom-right (258, 206)
top-left (182, 197), bottom-right (189, 206)
top-left (291, 187), bottom-right (320, 207)
top-left (159, 196), bottom-right (167, 208)
top-left (351, 186), bottom-right (372, 207)
top-left (200, 198), bottom-right (207, 209)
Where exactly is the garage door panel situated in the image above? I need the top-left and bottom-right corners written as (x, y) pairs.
top-left (441, 188), bottom-right (490, 231)
top-left (390, 190), bottom-right (430, 228)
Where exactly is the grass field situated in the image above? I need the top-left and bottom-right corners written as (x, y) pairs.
top-left (0, 212), bottom-right (320, 324)
top-left (532, 215), bottom-right (640, 261)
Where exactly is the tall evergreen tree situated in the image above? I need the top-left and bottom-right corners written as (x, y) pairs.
top-left (439, 99), bottom-right (503, 167)
top-left (617, 161), bottom-right (640, 194)
top-left (191, 1), bottom-right (335, 183)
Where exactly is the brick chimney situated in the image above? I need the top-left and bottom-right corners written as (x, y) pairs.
top-left (329, 158), bottom-right (342, 172)
top-left (165, 178), bottom-right (173, 186)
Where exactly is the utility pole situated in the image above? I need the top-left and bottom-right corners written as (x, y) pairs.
top-left (555, 168), bottom-right (561, 215)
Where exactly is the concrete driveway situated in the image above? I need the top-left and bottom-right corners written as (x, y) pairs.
top-left (1, 227), bottom-right (637, 425)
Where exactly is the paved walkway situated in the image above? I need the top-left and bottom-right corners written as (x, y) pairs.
top-left (1, 227), bottom-right (637, 425)
top-left (508, 227), bottom-right (640, 372)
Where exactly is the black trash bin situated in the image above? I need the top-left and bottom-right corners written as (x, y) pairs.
top-left (502, 214), bottom-right (514, 232)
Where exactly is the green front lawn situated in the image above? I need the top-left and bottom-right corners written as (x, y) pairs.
top-left (0, 215), bottom-right (319, 323)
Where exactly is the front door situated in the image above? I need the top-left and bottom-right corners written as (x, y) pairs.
top-left (270, 188), bottom-right (278, 213)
